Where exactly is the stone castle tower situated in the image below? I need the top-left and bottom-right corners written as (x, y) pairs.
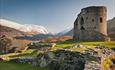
top-left (73, 6), bottom-right (110, 41)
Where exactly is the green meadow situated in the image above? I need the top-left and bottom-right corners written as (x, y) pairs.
top-left (0, 61), bottom-right (49, 70)
top-left (56, 41), bottom-right (115, 48)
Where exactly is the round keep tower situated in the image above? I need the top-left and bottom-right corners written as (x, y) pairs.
top-left (81, 6), bottom-right (107, 35)
top-left (74, 6), bottom-right (109, 41)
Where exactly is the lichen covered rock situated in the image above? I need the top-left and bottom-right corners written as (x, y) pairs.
top-left (34, 44), bottom-right (115, 70)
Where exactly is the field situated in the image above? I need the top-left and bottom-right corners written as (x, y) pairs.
top-left (0, 41), bottom-right (115, 70)
top-left (56, 41), bottom-right (115, 48)
top-left (0, 61), bottom-right (49, 70)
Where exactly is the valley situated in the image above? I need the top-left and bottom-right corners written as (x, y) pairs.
top-left (0, 0), bottom-right (115, 70)
top-left (0, 18), bottom-right (115, 70)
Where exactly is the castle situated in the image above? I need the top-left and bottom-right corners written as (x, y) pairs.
top-left (73, 6), bottom-right (110, 41)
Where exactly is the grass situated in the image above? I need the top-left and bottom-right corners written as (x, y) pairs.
top-left (0, 49), bottom-right (38, 60)
top-left (0, 49), bottom-right (49, 70)
top-left (52, 41), bottom-right (115, 52)
top-left (56, 41), bottom-right (115, 48)
top-left (0, 61), bottom-right (49, 70)
top-left (10, 49), bottom-right (38, 58)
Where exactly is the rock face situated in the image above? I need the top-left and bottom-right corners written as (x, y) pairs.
top-left (73, 6), bottom-right (110, 41)
top-left (34, 44), bottom-right (115, 70)
top-left (28, 42), bottom-right (56, 51)
top-left (36, 50), bottom-right (86, 70)
top-left (83, 45), bottom-right (115, 70)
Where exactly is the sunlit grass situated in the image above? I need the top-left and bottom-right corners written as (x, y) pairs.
top-left (56, 41), bottom-right (115, 48)
top-left (0, 61), bottom-right (49, 70)
top-left (0, 49), bottom-right (38, 60)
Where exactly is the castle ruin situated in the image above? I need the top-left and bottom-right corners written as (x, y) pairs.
top-left (73, 6), bottom-right (110, 41)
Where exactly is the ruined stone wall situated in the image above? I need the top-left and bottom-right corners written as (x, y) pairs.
top-left (74, 6), bottom-right (109, 41)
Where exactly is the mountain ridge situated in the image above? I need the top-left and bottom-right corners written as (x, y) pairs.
top-left (0, 25), bottom-right (25, 37)
top-left (0, 19), bottom-right (49, 35)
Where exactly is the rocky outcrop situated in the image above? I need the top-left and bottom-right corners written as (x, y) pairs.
top-left (7, 44), bottom-right (115, 70)
top-left (28, 43), bottom-right (56, 51)
top-left (34, 44), bottom-right (115, 70)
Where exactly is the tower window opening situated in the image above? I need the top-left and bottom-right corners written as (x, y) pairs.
top-left (80, 26), bottom-right (85, 30)
top-left (86, 11), bottom-right (89, 13)
top-left (92, 19), bottom-right (94, 22)
top-left (80, 17), bottom-right (84, 25)
top-left (100, 17), bottom-right (103, 23)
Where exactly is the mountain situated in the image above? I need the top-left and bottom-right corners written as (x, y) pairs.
top-left (15, 34), bottom-right (54, 41)
top-left (56, 28), bottom-right (72, 36)
top-left (107, 17), bottom-right (115, 32)
top-left (0, 19), bottom-right (49, 35)
top-left (107, 17), bottom-right (115, 40)
top-left (0, 25), bottom-right (25, 37)
top-left (56, 29), bottom-right (73, 36)
top-left (63, 29), bottom-right (73, 36)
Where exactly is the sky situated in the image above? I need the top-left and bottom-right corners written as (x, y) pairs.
top-left (0, 0), bottom-right (115, 33)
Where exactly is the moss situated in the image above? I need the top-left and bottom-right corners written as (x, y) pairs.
top-left (102, 55), bottom-right (115, 69)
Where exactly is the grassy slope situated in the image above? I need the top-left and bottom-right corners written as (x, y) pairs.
top-left (56, 41), bottom-right (115, 48)
top-left (0, 61), bottom-right (49, 70)
top-left (0, 49), bottom-right (38, 60)
top-left (0, 49), bottom-right (50, 70)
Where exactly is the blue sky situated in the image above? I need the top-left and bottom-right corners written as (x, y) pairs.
top-left (0, 0), bottom-right (115, 33)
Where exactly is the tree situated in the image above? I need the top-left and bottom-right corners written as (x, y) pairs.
top-left (0, 35), bottom-right (12, 53)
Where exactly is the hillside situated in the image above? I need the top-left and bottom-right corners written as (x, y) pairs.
top-left (15, 34), bottom-right (54, 41)
top-left (0, 19), bottom-right (51, 41)
top-left (0, 25), bottom-right (25, 37)
top-left (0, 19), bottom-right (49, 35)
top-left (107, 17), bottom-right (115, 40)
top-left (107, 17), bottom-right (115, 32)
top-left (63, 29), bottom-right (73, 36)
